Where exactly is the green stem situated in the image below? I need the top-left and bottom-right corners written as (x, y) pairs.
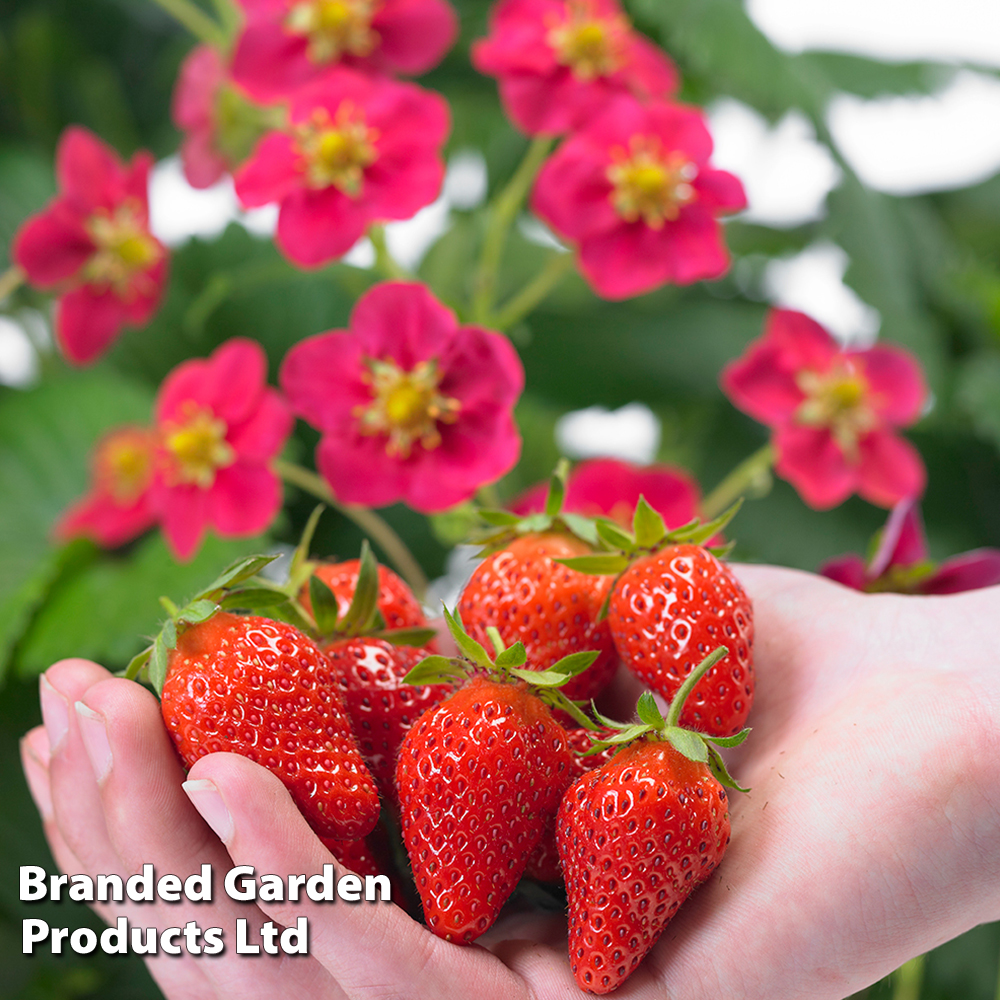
top-left (0, 266), bottom-right (25, 302)
top-left (147, 0), bottom-right (228, 47)
top-left (368, 225), bottom-right (411, 281)
top-left (274, 459), bottom-right (429, 602)
top-left (892, 955), bottom-right (925, 1000)
top-left (470, 135), bottom-right (555, 325)
top-left (700, 443), bottom-right (776, 520)
top-left (664, 646), bottom-right (728, 728)
top-left (490, 251), bottom-right (574, 330)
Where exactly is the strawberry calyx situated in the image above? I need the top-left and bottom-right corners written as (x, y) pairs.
top-left (470, 459), bottom-right (603, 556)
top-left (586, 646), bottom-right (751, 791)
top-left (402, 604), bottom-right (602, 730)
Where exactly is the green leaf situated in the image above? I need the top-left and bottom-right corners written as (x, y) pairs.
top-left (441, 605), bottom-right (494, 668)
top-left (546, 649), bottom-right (600, 677)
top-left (706, 727), bottom-right (752, 748)
top-left (595, 518), bottom-right (636, 552)
top-left (635, 690), bottom-right (665, 728)
top-left (508, 667), bottom-right (574, 687)
top-left (544, 458), bottom-right (569, 517)
top-left (707, 745), bottom-right (750, 794)
top-left (149, 632), bottom-right (169, 696)
top-left (124, 645), bottom-right (152, 682)
top-left (198, 554), bottom-right (280, 600)
top-left (561, 513), bottom-right (601, 547)
top-left (160, 617), bottom-right (177, 652)
top-left (179, 599), bottom-right (219, 626)
top-left (308, 575), bottom-right (340, 636)
top-left (220, 586), bottom-right (292, 612)
top-left (402, 655), bottom-right (465, 686)
top-left (591, 724), bottom-right (650, 745)
top-left (669, 499), bottom-right (744, 546)
top-left (288, 504), bottom-right (325, 586)
top-left (633, 495), bottom-right (667, 549)
top-left (664, 727), bottom-right (709, 764)
top-left (556, 554), bottom-right (631, 575)
top-left (477, 508), bottom-right (523, 527)
top-left (495, 641), bottom-right (527, 668)
top-left (338, 539), bottom-right (380, 635)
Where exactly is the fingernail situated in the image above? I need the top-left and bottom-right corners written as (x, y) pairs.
top-left (39, 674), bottom-right (69, 754)
top-left (75, 703), bottom-right (113, 783)
top-left (183, 779), bottom-right (234, 843)
top-left (20, 738), bottom-right (53, 822)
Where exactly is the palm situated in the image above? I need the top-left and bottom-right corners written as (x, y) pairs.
top-left (23, 567), bottom-right (1000, 1000)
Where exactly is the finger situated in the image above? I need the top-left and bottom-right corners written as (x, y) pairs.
top-left (79, 677), bottom-right (331, 1000)
top-left (184, 751), bottom-right (536, 998)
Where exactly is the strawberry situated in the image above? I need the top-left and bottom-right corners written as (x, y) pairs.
top-left (159, 610), bottom-right (380, 840)
top-left (394, 607), bottom-right (598, 943)
top-left (323, 636), bottom-right (449, 806)
top-left (557, 649), bottom-right (746, 993)
top-left (305, 558), bottom-right (427, 631)
top-left (608, 543), bottom-right (753, 737)
top-left (459, 533), bottom-right (617, 702)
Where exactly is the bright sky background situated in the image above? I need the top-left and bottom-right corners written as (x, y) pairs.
top-left (3, 1), bottom-right (1000, 393)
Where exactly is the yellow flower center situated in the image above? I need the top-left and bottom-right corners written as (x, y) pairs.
top-left (295, 104), bottom-right (379, 195)
top-left (163, 405), bottom-right (235, 489)
top-left (356, 357), bottom-right (461, 459)
top-left (607, 139), bottom-right (698, 228)
top-left (97, 428), bottom-right (154, 505)
top-left (547, 1), bottom-right (628, 80)
top-left (796, 362), bottom-right (876, 460)
top-left (83, 203), bottom-right (162, 298)
top-left (286, 0), bottom-right (380, 65)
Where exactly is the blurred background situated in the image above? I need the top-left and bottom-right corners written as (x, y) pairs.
top-left (1, 0), bottom-right (999, 996)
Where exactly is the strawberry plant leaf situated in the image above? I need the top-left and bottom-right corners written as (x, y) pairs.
top-left (288, 504), bottom-right (325, 588)
top-left (179, 599), bottom-right (220, 626)
top-left (707, 745), bottom-right (750, 793)
top-left (595, 518), bottom-right (636, 552)
top-left (556, 554), bottom-right (631, 575)
top-left (220, 586), bottom-right (291, 612)
top-left (543, 458), bottom-right (569, 518)
top-left (635, 690), bottom-right (665, 728)
top-left (149, 632), bottom-right (170, 696)
top-left (561, 513), bottom-right (601, 547)
top-left (495, 641), bottom-right (527, 668)
top-left (478, 509), bottom-right (522, 527)
top-left (547, 649), bottom-right (600, 677)
top-left (708, 540), bottom-right (737, 560)
top-left (669, 499), bottom-right (743, 546)
top-left (339, 540), bottom-right (380, 635)
top-left (124, 645), bottom-right (153, 681)
top-left (664, 726), bottom-right (709, 763)
top-left (308, 575), bottom-right (340, 635)
top-left (403, 655), bottom-right (465, 686)
top-left (160, 617), bottom-right (177, 652)
top-left (633, 495), bottom-right (667, 549)
top-left (198, 554), bottom-right (279, 599)
top-left (590, 724), bottom-right (651, 746)
top-left (706, 728), bottom-right (751, 748)
top-left (441, 604), bottom-right (494, 669)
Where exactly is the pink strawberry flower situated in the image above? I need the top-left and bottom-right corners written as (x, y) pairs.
top-left (472, 0), bottom-right (678, 136)
top-left (234, 70), bottom-right (449, 268)
top-left (531, 97), bottom-right (746, 299)
top-left (721, 309), bottom-right (928, 509)
top-left (821, 498), bottom-right (1000, 595)
top-left (280, 281), bottom-right (524, 511)
top-left (151, 338), bottom-right (293, 561)
top-left (55, 426), bottom-right (157, 548)
top-left (231, 0), bottom-right (458, 103)
top-left (12, 126), bottom-right (168, 365)
top-left (172, 45), bottom-right (231, 189)
top-left (511, 457), bottom-right (701, 528)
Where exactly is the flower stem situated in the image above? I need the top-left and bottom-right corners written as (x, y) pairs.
top-left (0, 266), bottom-right (25, 302)
top-left (368, 225), bottom-right (412, 281)
top-left (700, 443), bottom-right (776, 520)
top-left (490, 251), bottom-right (574, 330)
top-left (147, 0), bottom-right (228, 48)
top-left (470, 135), bottom-right (555, 325)
top-left (892, 955), bottom-right (925, 1000)
top-left (275, 459), bottom-right (429, 601)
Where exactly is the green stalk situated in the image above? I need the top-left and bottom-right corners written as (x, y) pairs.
top-left (0, 266), bottom-right (25, 302)
top-left (147, 0), bottom-right (228, 48)
top-left (490, 251), bottom-right (574, 330)
top-left (700, 443), bottom-right (776, 520)
top-left (664, 646), bottom-right (728, 728)
top-left (470, 135), bottom-right (554, 325)
top-left (892, 955), bottom-right (925, 1000)
top-left (274, 459), bottom-right (429, 602)
top-left (368, 225), bottom-right (412, 281)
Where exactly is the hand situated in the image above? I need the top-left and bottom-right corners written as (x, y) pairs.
top-left (21, 566), bottom-right (1000, 999)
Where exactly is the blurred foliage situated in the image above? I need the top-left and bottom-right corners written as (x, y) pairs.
top-left (1, 0), bottom-right (1000, 996)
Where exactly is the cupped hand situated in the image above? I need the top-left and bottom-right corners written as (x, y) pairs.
top-left (21, 566), bottom-right (1000, 999)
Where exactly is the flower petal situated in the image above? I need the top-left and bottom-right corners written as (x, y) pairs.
top-left (373, 0), bottom-right (459, 74)
top-left (818, 554), bottom-right (869, 591)
top-left (276, 187), bottom-right (369, 267)
top-left (774, 424), bottom-right (856, 509)
top-left (234, 132), bottom-right (302, 209)
top-left (154, 483), bottom-right (210, 562)
top-left (56, 126), bottom-right (127, 213)
top-left (352, 282), bottom-right (459, 367)
top-left (228, 387), bottom-right (293, 461)
top-left (921, 550), bottom-right (1000, 595)
top-left (856, 343), bottom-right (927, 426)
top-left (13, 203), bottom-right (93, 288)
top-left (231, 20), bottom-right (313, 103)
top-left (56, 286), bottom-right (131, 365)
top-left (316, 432), bottom-right (410, 508)
top-left (855, 429), bottom-right (926, 508)
top-left (280, 329), bottom-right (368, 432)
top-left (209, 463), bottom-right (284, 536)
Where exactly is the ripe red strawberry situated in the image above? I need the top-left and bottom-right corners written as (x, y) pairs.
top-left (305, 559), bottom-right (427, 630)
top-left (608, 543), bottom-right (754, 736)
top-left (558, 738), bottom-right (731, 993)
top-left (323, 636), bottom-right (449, 806)
top-left (526, 726), bottom-right (619, 884)
top-left (396, 675), bottom-right (574, 943)
top-left (459, 533), bottom-right (617, 702)
top-left (160, 611), bottom-right (380, 840)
